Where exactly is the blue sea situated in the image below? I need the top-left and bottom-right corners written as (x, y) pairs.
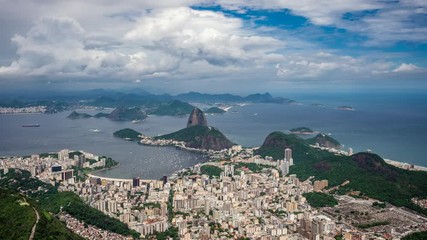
top-left (0, 90), bottom-right (426, 179)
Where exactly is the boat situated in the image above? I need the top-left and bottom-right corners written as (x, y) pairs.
top-left (90, 129), bottom-right (101, 133)
top-left (22, 124), bottom-right (40, 127)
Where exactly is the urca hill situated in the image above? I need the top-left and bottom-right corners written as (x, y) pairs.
top-left (155, 107), bottom-right (234, 151)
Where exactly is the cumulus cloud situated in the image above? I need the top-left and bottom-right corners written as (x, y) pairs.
top-left (0, 8), bottom-right (284, 79)
top-left (0, 17), bottom-right (128, 76)
top-left (393, 63), bottom-right (421, 73)
top-left (275, 52), bottom-right (394, 79)
top-left (124, 7), bottom-right (283, 66)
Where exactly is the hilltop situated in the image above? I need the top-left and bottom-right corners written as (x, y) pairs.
top-left (156, 107), bottom-right (234, 151)
top-left (306, 133), bottom-right (342, 149)
top-left (155, 125), bottom-right (234, 151)
top-left (255, 131), bottom-right (427, 215)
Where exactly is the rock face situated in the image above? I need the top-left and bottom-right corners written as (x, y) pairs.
top-left (187, 107), bottom-right (207, 128)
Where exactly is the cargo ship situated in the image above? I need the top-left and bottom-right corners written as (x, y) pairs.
top-left (22, 124), bottom-right (40, 127)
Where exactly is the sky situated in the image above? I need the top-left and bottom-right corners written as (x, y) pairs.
top-left (0, 0), bottom-right (426, 94)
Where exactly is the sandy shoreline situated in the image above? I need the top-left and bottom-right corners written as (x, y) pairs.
top-left (384, 159), bottom-right (427, 172)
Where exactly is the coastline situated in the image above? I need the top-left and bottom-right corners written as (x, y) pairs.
top-left (384, 159), bottom-right (427, 172)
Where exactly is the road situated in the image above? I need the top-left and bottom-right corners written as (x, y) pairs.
top-left (29, 206), bottom-right (40, 240)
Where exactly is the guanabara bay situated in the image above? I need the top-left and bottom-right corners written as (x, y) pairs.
top-left (1, 1), bottom-right (427, 240)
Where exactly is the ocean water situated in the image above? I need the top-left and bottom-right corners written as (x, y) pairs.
top-left (0, 91), bottom-right (426, 179)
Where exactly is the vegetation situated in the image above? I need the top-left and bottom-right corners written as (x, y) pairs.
top-left (303, 192), bottom-right (338, 208)
top-left (306, 133), bottom-right (342, 148)
top-left (232, 162), bottom-right (271, 173)
top-left (201, 165), bottom-right (223, 178)
top-left (372, 201), bottom-right (386, 208)
top-left (356, 220), bottom-right (390, 229)
top-left (0, 169), bottom-right (139, 239)
top-left (148, 100), bottom-right (194, 116)
top-left (0, 189), bottom-right (36, 239)
top-left (39, 152), bottom-right (59, 158)
top-left (256, 131), bottom-right (427, 216)
top-left (154, 226), bottom-right (179, 240)
top-left (205, 107), bottom-right (226, 114)
top-left (113, 128), bottom-right (142, 141)
top-left (156, 125), bottom-right (234, 151)
top-left (289, 127), bottom-right (315, 133)
top-left (67, 111), bottom-right (92, 119)
top-left (402, 231), bottom-right (427, 240)
top-left (108, 107), bottom-right (147, 121)
top-left (0, 189), bottom-right (84, 240)
top-left (104, 157), bottom-right (118, 168)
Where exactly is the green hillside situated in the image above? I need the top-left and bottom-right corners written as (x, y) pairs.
top-left (0, 190), bottom-right (36, 239)
top-left (0, 169), bottom-right (140, 239)
top-left (156, 125), bottom-right (234, 151)
top-left (255, 131), bottom-right (329, 161)
top-left (0, 189), bottom-right (84, 240)
top-left (306, 133), bottom-right (342, 148)
top-left (108, 107), bottom-right (147, 121)
top-left (205, 107), bottom-right (226, 114)
top-left (256, 131), bottom-right (427, 215)
top-left (114, 128), bottom-right (142, 141)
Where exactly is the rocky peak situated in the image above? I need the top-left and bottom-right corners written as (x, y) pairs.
top-left (187, 107), bottom-right (207, 128)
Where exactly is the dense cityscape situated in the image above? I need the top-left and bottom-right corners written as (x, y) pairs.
top-left (2, 140), bottom-right (426, 239)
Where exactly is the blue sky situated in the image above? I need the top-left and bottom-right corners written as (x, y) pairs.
top-left (0, 0), bottom-right (425, 93)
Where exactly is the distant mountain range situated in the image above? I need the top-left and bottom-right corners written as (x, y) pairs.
top-left (0, 89), bottom-right (297, 111)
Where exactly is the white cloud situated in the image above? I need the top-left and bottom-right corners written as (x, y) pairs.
top-left (0, 8), bottom-right (285, 79)
top-left (393, 63), bottom-right (420, 72)
top-left (275, 51), bottom-right (394, 80)
top-left (124, 7), bottom-right (283, 67)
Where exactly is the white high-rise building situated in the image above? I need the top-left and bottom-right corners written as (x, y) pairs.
top-left (285, 148), bottom-right (293, 166)
top-left (58, 149), bottom-right (69, 161)
top-left (280, 160), bottom-right (290, 176)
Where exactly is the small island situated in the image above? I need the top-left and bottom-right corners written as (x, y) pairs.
top-left (204, 107), bottom-right (226, 114)
top-left (113, 128), bottom-right (142, 141)
top-left (67, 111), bottom-right (92, 119)
top-left (67, 107), bottom-right (147, 122)
top-left (289, 127), bottom-right (318, 135)
top-left (337, 106), bottom-right (355, 111)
